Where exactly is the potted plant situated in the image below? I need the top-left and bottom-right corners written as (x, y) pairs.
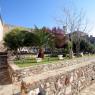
top-left (58, 54), bottom-right (63, 60)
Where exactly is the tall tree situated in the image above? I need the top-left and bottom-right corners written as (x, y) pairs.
top-left (56, 6), bottom-right (89, 56)
top-left (3, 28), bottom-right (34, 58)
top-left (33, 26), bottom-right (54, 58)
top-left (52, 27), bottom-right (67, 48)
top-left (4, 28), bottom-right (23, 58)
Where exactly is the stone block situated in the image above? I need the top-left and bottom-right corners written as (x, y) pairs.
top-left (65, 85), bottom-right (72, 95)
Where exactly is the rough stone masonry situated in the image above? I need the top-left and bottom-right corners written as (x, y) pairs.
top-left (8, 57), bottom-right (95, 95)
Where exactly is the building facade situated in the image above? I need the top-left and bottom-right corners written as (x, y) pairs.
top-left (0, 15), bottom-right (3, 41)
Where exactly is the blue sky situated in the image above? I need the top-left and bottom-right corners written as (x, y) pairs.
top-left (0, 0), bottom-right (95, 36)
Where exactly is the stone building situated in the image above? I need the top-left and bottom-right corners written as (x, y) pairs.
top-left (0, 15), bottom-right (17, 52)
top-left (0, 14), bottom-right (23, 40)
top-left (67, 31), bottom-right (88, 39)
top-left (0, 14), bottom-right (3, 42)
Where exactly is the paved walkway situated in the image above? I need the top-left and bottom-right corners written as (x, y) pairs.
top-left (0, 84), bottom-right (20, 95)
top-left (0, 68), bottom-right (13, 95)
top-left (80, 83), bottom-right (95, 95)
top-left (0, 68), bottom-right (20, 95)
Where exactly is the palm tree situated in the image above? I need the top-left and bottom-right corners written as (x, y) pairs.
top-left (33, 26), bottom-right (54, 58)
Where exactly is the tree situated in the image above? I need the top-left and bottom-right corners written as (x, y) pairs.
top-left (4, 28), bottom-right (23, 58)
top-left (56, 6), bottom-right (89, 57)
top-left (22, 31), bottom-right (38, 47)
top-left (3, 28), bottom-right (33, 59)
top-left (33, 26), bottom-right (54, 58)
top-left (80, 39), bottom-right (95, 53)
top-left (62, 40), bottom-right (72, 57)
top-left (51, 27), bottom-right (67, 48)
top-left (71, 31), bottom-right (82, 55)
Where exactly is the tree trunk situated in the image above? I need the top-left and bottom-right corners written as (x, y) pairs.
top-left (15, 50), bottom-right (20, 60)
top-left (76, 41), bottom-right (80, 57)
top-left (69, 48), bottom-right (73, 59)
top-left (38, 48), bottom-right (44, 58)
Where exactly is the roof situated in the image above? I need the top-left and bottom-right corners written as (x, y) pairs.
top-left (69, 31), bottom-right (88, 37)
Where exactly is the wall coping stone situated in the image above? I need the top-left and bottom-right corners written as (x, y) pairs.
top-left (8, 61), bottom-right (20, 70)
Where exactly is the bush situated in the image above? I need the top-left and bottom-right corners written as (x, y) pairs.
top-left (62, 41), bottom-right (72, 57)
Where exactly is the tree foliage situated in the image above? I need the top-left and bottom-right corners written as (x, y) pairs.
top-left (33, 26), bottom-right (53, 48)
top-left (4, 28), bottom-right (23, 51)
top-left (33, 26), bottom-right (54, 58)
top-left (80, 39), bottom-right (95, 53)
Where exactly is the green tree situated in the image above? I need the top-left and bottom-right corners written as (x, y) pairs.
top-left (33, 26), bottom-right (54, 58)
top-left (4, 28), bottom-right (28, 59)
top-left (79, 39), bottom-right (95, 54)
top-left (22, 31), bottom-right (38, 47)
top-left (63, 40), bottom-right (72, 57)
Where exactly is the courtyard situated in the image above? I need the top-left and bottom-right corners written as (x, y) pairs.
top-left (0, 0), bottom-right (95, 95)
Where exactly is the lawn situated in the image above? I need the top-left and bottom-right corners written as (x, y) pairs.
top-left (14, 56), bottom-right (63, 67)
top-left (14, 54), bottom-right (95, 67)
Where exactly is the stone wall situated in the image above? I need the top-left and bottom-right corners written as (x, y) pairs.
top-left (0, 52), bottom-right (7, 68)
top-left (8, 56), bottom-right (95, 82)
top-left (0, 52), bottom-right (12, 85)
top-left (23, 61), bottom-right (95, 95)
top-left (8, 56), bottom-right (95, 95)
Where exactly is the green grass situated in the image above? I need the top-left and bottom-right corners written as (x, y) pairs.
top-left (14, 54), bottom-right (95, 67)
top-left (14, 57), bottom-right (61, 67)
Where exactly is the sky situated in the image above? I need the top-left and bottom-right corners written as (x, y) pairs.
top-left (0, 0), bottom-right (95, 36)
